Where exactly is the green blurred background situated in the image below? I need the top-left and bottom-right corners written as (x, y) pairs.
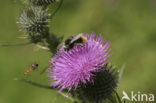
top-left (0, 0), bottom-right (156, 103)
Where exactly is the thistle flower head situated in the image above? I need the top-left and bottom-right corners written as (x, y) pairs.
top-left (18, 6), bottom-right (49, 33)
top-left (49, 33), bottom-right (111, 92)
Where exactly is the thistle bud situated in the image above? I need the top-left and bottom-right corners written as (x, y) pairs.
top-left (18, 6), bottom-right (49, 33)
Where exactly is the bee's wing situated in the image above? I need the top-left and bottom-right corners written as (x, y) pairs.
top-left (70, 33), bottom-right (84, 43)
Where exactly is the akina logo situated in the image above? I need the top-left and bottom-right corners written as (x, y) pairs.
top-left (122, 91), bottom-right (154, 102)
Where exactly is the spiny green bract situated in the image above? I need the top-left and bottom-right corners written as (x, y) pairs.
top-left (71, 63), bottom-right (120, 103)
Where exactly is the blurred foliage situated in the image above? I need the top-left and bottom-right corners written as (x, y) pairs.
top-left (0, 0), bottom-right (156, 103)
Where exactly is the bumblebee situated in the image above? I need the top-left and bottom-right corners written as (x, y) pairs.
top-left (60, 33), bottom-right (88, 51)
top-left (24, 62), bottom-right (39, 75)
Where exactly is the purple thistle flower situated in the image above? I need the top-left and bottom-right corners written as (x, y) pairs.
top-left (49, 33), bottom-right (111, 92)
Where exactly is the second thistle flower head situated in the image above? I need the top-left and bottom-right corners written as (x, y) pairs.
top-left (49, 33), bottom-right (111, 92)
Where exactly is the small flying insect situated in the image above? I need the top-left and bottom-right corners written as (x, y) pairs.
top-left (24, 62), bottom-right (39, 75)
top-left (60, 33), bottom-right (88, 51)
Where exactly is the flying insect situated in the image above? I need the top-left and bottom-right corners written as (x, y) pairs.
top-left (24, 62), bottom-right (39, 75)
